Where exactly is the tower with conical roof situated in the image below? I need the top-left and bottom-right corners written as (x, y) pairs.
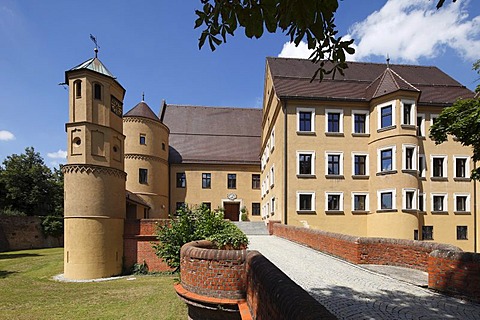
top-left (124, 99), bottom-right (170, 218)
top-left (63, 47), bottom-right (127, 279)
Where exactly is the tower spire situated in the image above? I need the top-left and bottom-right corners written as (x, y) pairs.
top-left (142, 92), bottom-right (145, 101)
top-left (386, 54), bottom-right (390, 68)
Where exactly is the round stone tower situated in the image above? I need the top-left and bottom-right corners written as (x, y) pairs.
top-left (63, 50), bottom-right (127, 279)
top-left (124, 100), bottom-right (169, 218)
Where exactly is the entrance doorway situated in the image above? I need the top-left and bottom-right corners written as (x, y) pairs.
top-left (224, 202), bottom-right (240, 221)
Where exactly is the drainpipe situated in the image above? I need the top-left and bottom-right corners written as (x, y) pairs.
top-left (283, 100), bottom-right (288, 225)
top-left (474, 161), bottom-right (477, 253)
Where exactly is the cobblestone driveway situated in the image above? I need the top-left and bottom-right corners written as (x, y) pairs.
top-left (248, 236), bottom-right (480, 320)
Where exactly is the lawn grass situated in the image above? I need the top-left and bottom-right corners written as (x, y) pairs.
top-left (0, 248), bottom-right (187, 319)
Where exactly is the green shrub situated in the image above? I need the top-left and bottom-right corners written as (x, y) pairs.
top-left (153, 204), bottom-right (249, 272)
top-left (0, 208), bottom-right (26, 216)
top-left (41, 215), bottom-right (64, 238)
top-left (132, 261), bottom-right (149, 275)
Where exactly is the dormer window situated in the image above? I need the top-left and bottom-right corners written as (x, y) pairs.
top-left (94, 83), bottom-right (102, 100)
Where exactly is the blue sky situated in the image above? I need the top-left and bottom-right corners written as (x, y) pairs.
top-left (0, 0), bottom-right (479, 167)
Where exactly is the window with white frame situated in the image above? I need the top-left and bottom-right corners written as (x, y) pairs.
top-left (270, 166), bottom-right (275, 187)
top-left (378, 189), bottom-right (396, 210)
top-left (297, 108), bottom-right (315, 132)
top-left (403, 188), bottom-right (417, 210)
top-left (417, 113), bottom-right (425, 136)
top-left (297, 192), bottom-right (315, 212)
top-left (297, 151), bottom-right (315, 175)
top-left (431, 155), bottom-right (447, 178)
top-left (352, 192), bottom-right (369, 211)
top-left (454, 156), bottom-right (469, 178)
top-left (418, 193), bottom-right (426, 211)
top-left (418, 154), bottom-right (426, 177)
top-left (325, 109), bottom-right (343, 133)
top-left (326, 192), bottom-right (343, 211)
top-left (326, 152), bottom-right (343, 176)
top-left (401, 100), bottom-right (415, 125)
top-left (378, 146), bottom-right (396, 172)
top-left (403, 144), bottom-right (417, 170)
top-left (454, 193), bottom-right (470, 212)
top-left (353, 153), bottom-right (368, 176)
top-left (378, 101), bottom-right (395, 129)
top-left (430, 114), bottom-right (439, 126)
top-left (431, 193), bottom-right (447, 212)
top-left (270, 128), bottom-right (275, 151)
top-left (352, 110), bottom-right (369, 134)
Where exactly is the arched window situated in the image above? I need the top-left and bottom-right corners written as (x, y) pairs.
top-left (74, 80), bottom-right (82, 98)
top-left (94, 83), bottom-right (102, 100)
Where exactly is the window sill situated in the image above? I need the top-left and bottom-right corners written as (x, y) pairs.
top-left (325, 210), bottom-right (344, 215)
top-left (417, 136), bottom-right (426, 140)
top-left (325, 132), bottom-right (344, 137)
top-left (431, 177), bottom-right (448, 182)
top-left (352, 210), bottom-right (370, 214)
top-left (376, 170), bottom-right (397, 176)
top-left (297, 210), bottom-right (316, 215)
top-left (454, 177), bottom-right (471, 182)
top-left (419, 176), bottom-right (426, 180)
top-left (297, 174), bottom-right (316, 179)
top-left (377, 125), bottom-right (396, 133)
top-left (454, 211), bottom-right (471, 215)
top-left (432, 211), bottom-right (448, 215)
top-left (325, 175), bottom-right (345, 179)
top-left (352, 175), bottom-right (369, 180)
top-left (402, 169), bottom-right (417, 175)
top-left (376, 209), bottom-right (397, 213)
top-left (352, 133), bottom-right (370, 137)
top-left (297, 131), bottom-right (316, 136)
top-left (422, 238), bottom-right (434, 241)
top-left (401, 124), bottom-right (416, 130)
top-left (402, 209), bottom-right (418, 214)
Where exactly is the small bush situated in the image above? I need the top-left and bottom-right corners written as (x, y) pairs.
top-left (0, 208), bottom-right (26, 216)
top-left (41, 216), bottom-right (63, 238)
top-left (153, 204), bottom-right (249, 272)
top-left (132, 261), bottom-right (149, 275)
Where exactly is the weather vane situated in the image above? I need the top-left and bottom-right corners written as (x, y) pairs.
top-left (90, 34), bottom-right (100, 57)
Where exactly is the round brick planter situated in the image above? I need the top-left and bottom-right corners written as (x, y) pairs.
top-left (180, 240), bottom-right (247, 300)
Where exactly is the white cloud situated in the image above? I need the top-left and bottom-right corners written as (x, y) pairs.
top-left (47, 150), bottom-right (67, 159)
top-left (0, 130), bottom-right (15, 141)
top-left (278, 41), bottom-right (314, 59)
top-left (347, 0), bottom-right (480, 63)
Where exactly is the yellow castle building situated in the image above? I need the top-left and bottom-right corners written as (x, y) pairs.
top-left (63, 51), bottom-right (478, 279)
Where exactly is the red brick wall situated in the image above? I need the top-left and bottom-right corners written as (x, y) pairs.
top-left (428, 250), bottom-right (480, 303)
top-left (123, 219), bottom-right (171, 273)
top-left (273, 224), bottom-right (460, 271)
top-left (180, 240), bottom-right (247, 300)
top-left (246, 250), bottom-right (335, 320)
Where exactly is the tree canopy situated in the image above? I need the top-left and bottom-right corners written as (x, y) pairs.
top-left (429, 60), bottom-right (480, 179)
top-left (0, 147), bottom-right (63, 216)
top-left (195, 0), bottom-right (456, 79)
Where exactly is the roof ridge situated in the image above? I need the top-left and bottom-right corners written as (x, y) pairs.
top-left (267, 56), bottom-right (438, 68)
top-left (389, 68), bottom-right (419, 91)
top-left (167, 104), bottom-right (261, 111)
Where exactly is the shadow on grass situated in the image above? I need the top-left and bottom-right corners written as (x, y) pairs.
top-left (0, 270), bottom-right (17, 278)
top-left (0, 253), bottom-right (42, 260)
top-left (308, 284), bottom-right (480, 319)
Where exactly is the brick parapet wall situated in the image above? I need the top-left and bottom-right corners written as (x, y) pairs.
top-left (0, 216), bottom-right (63, 252)
top-left (123, 219), bottom-right (171, 272)
top-left (246, 250), bottom-right (335, 320)
top-left (428, 250), bottom-right (480, 302)
top-left (180, 240), bottom-right (247, 300)
top-left (273, 224), bottom-right (461, 271)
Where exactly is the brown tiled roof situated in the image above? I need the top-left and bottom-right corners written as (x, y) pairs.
top-left (162, 105), bottom-right (262, 165)
top-left (267, 57), bottom-right (474, 105)
top-left (124, 101), bottom-right (160, 122)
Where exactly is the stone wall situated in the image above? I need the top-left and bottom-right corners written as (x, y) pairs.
top-left (0, 216), bottom-right (63, 252)
top-left (123, 219), bottom-right (171, 272)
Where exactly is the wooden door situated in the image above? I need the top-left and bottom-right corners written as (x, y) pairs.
top-left (224, 202), bottom-right (240, 221)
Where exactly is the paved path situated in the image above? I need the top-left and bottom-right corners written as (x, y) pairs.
top-left (248, 236), bottom-right (480, 320)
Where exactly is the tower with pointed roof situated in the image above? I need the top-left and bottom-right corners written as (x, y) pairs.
top-left (63, 49), bottom-right (127, 279)
top-left (123, 100), bottom-right (170, 218)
